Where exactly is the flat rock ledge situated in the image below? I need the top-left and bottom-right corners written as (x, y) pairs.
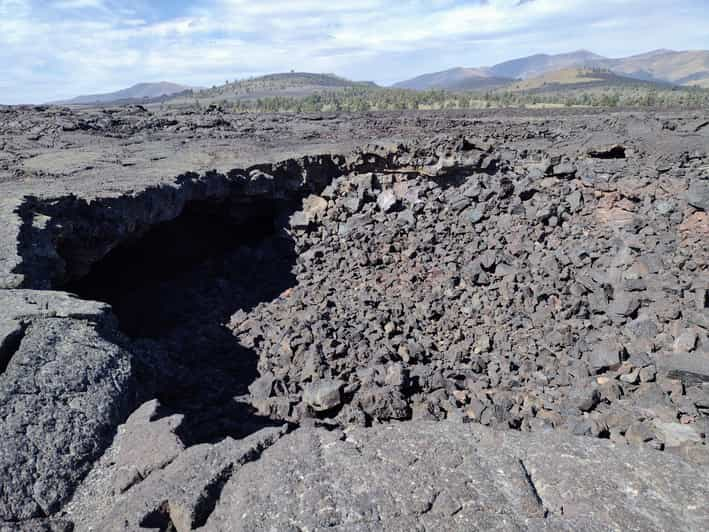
top-left (64, 418), bottom-right (709, 532)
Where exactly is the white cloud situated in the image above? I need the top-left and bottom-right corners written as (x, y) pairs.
top-left (0, 0), bottom-right (707, 103)
top-left (53, 0), bottom-right (104, 8)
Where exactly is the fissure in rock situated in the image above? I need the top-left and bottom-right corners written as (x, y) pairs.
top-left (0, 321), bottom-right (27, 375)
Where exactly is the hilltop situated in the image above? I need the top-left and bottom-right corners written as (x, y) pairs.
top-left (185, 72), bottom-right (378, 103)
top-left (392, 67), bottom-right (512, 91)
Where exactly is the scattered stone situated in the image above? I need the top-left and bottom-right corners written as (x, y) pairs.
top-left (639, 366), bottom-right (657, 383)
top-left (674, 330), bottom-right (698, 353)
top-left (303, 379), bottom-right (344, 412)
top-left (688, 179), bottom-right (709, 211)
top-left (377, 190), bottom-right (398, 213)
top-left (653, 421), bottom-right (703, 448)
top-left (609, 292), bottom-right (641, 318)
top-left (620, 368), bottom-right (641, 384)
top-left (626, 421), bottom-right (655, 445)
top-left (464, 204), bottom-right (485, 224)
top-left (589, 339), bottom-right (623, 372)
top-left (568, 384), bottom-right (601, 412)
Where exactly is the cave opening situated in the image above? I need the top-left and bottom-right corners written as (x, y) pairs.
top-left (60, 196), bottom-right (301, 443)
top-left (63, 198), bottom-right (294, 339)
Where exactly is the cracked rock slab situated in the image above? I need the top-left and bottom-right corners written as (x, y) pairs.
top-left (111, 399), bottom-right (186, 495)
top-left (204, 422), bottom-right (709, 531)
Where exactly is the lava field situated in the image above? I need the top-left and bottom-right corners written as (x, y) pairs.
top-left (0, 106), bottom-right (708, 531)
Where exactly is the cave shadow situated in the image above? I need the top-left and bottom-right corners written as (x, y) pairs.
top-left (65, 198), bottom-right (300, 446)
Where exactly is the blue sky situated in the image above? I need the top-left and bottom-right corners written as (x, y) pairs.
top-left (1, 0), bottom-right (708, 104)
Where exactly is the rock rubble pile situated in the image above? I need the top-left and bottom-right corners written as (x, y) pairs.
top-left (235, 139), bottom-right (709, 463)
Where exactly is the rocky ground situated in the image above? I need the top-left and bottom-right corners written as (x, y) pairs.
top-left (0, 105), bottom-right (708, 531)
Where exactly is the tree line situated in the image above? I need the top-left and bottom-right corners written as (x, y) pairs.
top-left (192, 85), bottom-right (709, 113)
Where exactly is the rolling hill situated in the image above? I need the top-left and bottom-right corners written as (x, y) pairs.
top-left (53, 82), bottom-right (194, 105)
top-left (191, 72), bottom-right (378, 102)
top-left (505, 67), bottom-right (668, 92)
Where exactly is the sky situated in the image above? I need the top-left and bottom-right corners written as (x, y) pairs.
top-left (1, 0), bottom-right (708, 104)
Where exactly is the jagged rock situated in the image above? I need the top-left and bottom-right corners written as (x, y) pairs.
top-left (85, 426), bottom-right (288, 532)
top-left (568, 384), bottom-right (601, 412)
top-left (626, 421), bottom-right (656, 445)
top-left (552, 161), bottom-right (576, 177)
top-left (589, 339), bottom-right (623, 372)
top-left (376, 190), bottom-right (398, 213)
top-left (464, 204), bottom-right (485, 224)
top-left (675, 330), bottom-right (698, 352)
top-left (111, 400), bottom-right (185, 495)
top-left (609, 292), bottom-right (641, 318)
top-left (301, 194), bottom-right (328, 223)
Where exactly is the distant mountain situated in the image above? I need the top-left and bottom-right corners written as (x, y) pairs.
top-left (394, 49), bottom-right (709, 90)
top-left (604, 50), bottom-right (709, 88)
top-left (489, 50), bottom-right (606, 79)
top-left (53, 82), bottom-right (193, 105)
top-left (392, 67), bottom-right (512, 90)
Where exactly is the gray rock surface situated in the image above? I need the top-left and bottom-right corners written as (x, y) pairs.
top-left (0, 291), bottom-right (136, 521)
top-left (203, 422), bottom-right (709, 531)
top-left (110, 399), bottom-right (186, 495)
top-left (64, 420), bottom-right (709, 531)
top-left (71, 425), bottom-right (289, 532)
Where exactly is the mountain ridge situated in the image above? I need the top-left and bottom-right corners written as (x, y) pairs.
top-left (394, 49), bottom-right (709, 90)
